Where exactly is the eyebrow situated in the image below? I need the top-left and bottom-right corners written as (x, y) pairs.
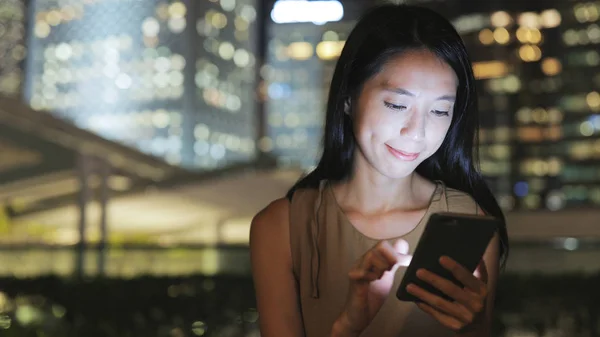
top-left (383, 87), bottom-right (456, 102)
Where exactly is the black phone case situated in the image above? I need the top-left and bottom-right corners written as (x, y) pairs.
top-left (396, 212), bottom-right (499, 302)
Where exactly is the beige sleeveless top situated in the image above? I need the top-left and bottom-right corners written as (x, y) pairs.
top-left (289, 180), bottom-right (480, 337)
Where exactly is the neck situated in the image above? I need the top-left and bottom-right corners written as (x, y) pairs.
top-left (334, 161), bottom-right (427, 215)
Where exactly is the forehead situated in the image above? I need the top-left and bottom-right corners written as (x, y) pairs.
top-left (375, 50), bottom-right (458, 92)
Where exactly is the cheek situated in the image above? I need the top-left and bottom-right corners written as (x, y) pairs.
top-left (356, 115), bottom-right (397, 141)
top-left (427, 122), bottom-right (451, 149)
top-left (354, 106), bottom-right (393, 138)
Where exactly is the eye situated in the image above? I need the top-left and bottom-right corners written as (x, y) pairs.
top-left (384, 102), bottom-right (407, 111)
top-left (432, 110), bottom-right (450, 116)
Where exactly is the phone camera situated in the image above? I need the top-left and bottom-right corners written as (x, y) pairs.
top-left (445, 219), bottom-right (458, 226)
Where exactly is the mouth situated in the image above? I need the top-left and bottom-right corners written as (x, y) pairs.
top-left (385, 144), bottom-right (420, 162)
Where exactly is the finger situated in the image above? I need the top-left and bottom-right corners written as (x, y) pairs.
top-left (348, 269), bottom-right (381, 282)
top-left (416, 269), bottom-right (466, 299)
top-left (440, 256), bottom-right (487, 296)
top-left (392, 239), bottom-right (413, 267)
top-left (406, 284), bottom-right (474, 324)
top-left (374, 241), bottom-right (401, 266)
top-left (416, 269), bottom-right (484, 314)
top-left (416, 302), bottom-right (466, 331)
top-left (397, 253), bottom-right (412, 268)
top-left (474, 259), bottom-right (488, 284)
top-left (360, 249), bottom-right (393, 274)
top-left (393, 238), bottom-right (409, 255)
top-left (376, 240), bottom-right (412, 268)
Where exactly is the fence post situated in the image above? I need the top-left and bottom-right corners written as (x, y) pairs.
top-left (75, 152), bottom-right (90, 280)
top-left (98, 159), bottom-right (110, 277)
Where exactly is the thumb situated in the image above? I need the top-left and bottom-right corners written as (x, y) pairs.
top-left (393, 239), bottom-right (412, 267)
top-left (474, 259), bottom-right (488, 284)
top-left (393, 238), bottom-right (409, 255)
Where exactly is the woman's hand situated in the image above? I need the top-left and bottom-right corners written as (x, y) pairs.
top-left (333, 239), bottom-right (412, 336)
top-left (406, 256), bottom-right (488, 332)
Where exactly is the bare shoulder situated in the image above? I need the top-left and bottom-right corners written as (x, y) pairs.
top-left (250, 197), bottom-right (292, 252)
top-left (251, 198), bottom-right (290, 234)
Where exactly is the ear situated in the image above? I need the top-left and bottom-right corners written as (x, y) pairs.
top-left (344, 98), bottom-right (351, 115)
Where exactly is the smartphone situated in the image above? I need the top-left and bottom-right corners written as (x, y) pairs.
top-left (396, 212), bottom-right (499, 302)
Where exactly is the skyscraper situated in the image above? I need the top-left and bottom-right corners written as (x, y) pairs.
top-left (407, 0), bottom-right (600, 211)
top-left (0, 0), bottom-right (26, 97)
top-left (193, 0), bottom-right (259, 170)
top-left (25, 0), bottom-right (259, 170)
top-left (262, 0), bottom-right (372, 168)
top-left (551, 1), bottom-right (600, 208)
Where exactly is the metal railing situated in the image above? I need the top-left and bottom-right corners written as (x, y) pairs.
top-left (1, 239), bottom-right (599, 279)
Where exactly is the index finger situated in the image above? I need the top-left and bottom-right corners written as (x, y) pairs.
top-left (374, 241), bottom-right (401, 266)
top-left (440, 256), bottom-right (486, 295)
top-left (474, 259), bottom-right (488, 284)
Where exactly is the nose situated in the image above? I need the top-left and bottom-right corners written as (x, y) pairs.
top-left (400, 109), bottom-right (426, 141)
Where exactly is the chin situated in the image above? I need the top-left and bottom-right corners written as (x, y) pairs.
top-left (377, 165), bottom-right (420, 180)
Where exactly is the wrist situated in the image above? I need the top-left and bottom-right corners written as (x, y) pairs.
top-left (331, 313), bottom-right (361, 337)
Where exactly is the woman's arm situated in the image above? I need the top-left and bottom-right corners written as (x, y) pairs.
top-left (250, 198), bottom-right (305, 337)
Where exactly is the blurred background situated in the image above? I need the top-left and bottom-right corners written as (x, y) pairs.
top-left (0, 0), bottom-right (599, 336)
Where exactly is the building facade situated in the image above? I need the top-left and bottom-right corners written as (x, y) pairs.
top-left (456, 0), bottom-right (598, 211)
top-left (0, 0), bottom-right (26, 97)
top-left (24, 0), bottom-right (259, 170)
top-left (262, 0), bottom-right (373, 168)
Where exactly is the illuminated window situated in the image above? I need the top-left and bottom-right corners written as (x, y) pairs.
top-left (270, 0), bottom-right (344, 25)
top-left (518, 127), bottom-right (544, 142)
top-left (588, 24), bottom-right (600, 43)
top-left (587, 92), bottom-right (600, 111)
top-left (541, 58), bottom-right (562, 76)
top-left (452, 14), bottom-right (488, 34)
top-left (563, 29), bottom-right (579, 46)
top-left (490, 11), bottom-right (512, 28)
top-left (518, 12), bottom-right (541, 29)
top-left (472, 61), bottom-right (508, 79)
top-left (567, 50), bottom-right (600, 67)
top-left (516, 107), bottom-right (532, 124)
top-left (478, 29), bottom-right (494, 45)
top-left (560, 94), bottom-right (591, 112)
top-left (519, 45), bottom-right (542, 62)
top-left (540, 9), bottom-right (561, 28)
top-left (287, 42), bottom-right (314, 60)
top-left (516, 27), bottom-right (542, 44)
top-left (316, 41), bottom-right (345, 60)
top-left (574, 3), bottom-right (600, 23)
top-left (493, 27), bottom-right (510, 44)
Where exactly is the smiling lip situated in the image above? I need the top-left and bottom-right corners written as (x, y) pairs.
top-left (386, 145), bottom-right (419, 161)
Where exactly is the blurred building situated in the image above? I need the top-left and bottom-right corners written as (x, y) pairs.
top-left (408, 0), bottom-right (565, 211)
top-left (24, 0), bottom-right (259, 170)
top-left (0, 0), bottom-right (26, 96)
top-left (554, 1), bottom-right (600, 208)
top-left (262, 0), bottom-right (375, 167)
top-left (411, 0), bottom-right (600, 212)
top-left (8, 0), bottom-right (600, 215)
top-left (193, 0), bottom-right (260, 170)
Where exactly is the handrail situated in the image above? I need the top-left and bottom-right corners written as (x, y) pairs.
top-left (0, 95), bottom-right (185, 181)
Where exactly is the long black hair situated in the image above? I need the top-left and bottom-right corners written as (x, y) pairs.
top-left (286, 4), bottom-right (509, 267)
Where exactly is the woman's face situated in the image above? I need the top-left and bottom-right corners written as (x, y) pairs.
top-left (352, 49), bottom-right (458, 180)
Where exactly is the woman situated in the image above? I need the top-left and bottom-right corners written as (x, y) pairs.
top-left (250, 4), bottom-right (509, 337)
